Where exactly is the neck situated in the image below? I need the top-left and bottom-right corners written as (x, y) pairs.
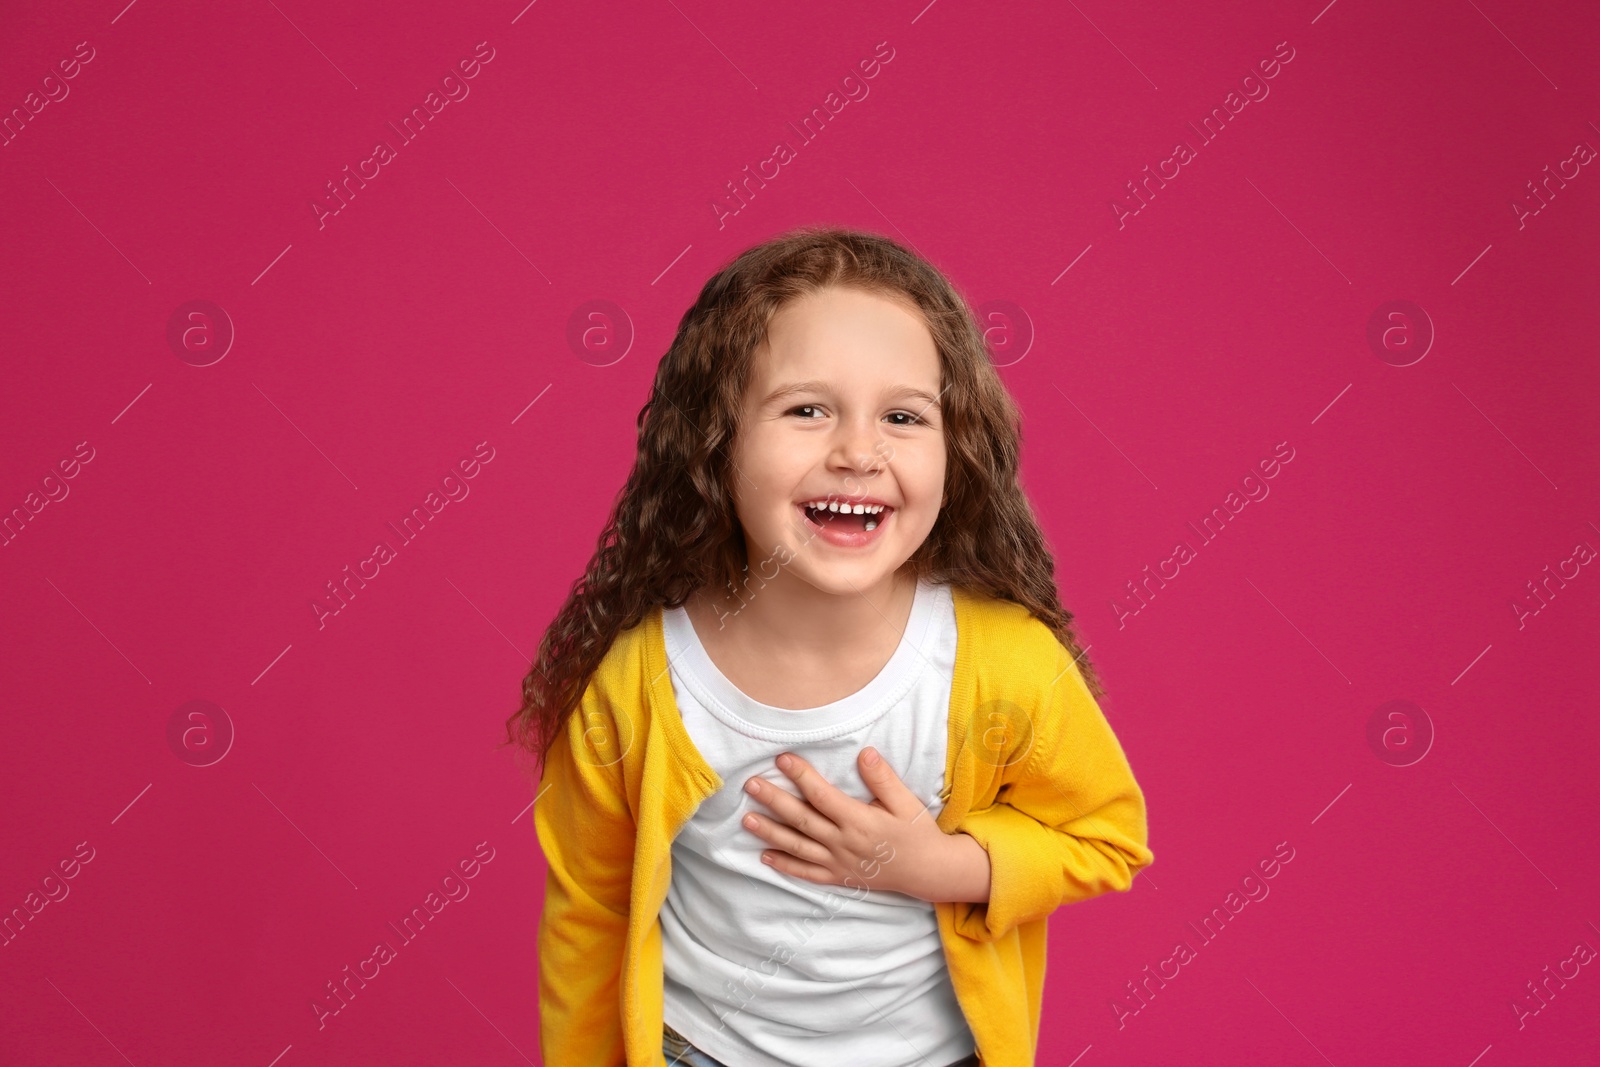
top-left (695, 565), bottom-right (919, 655)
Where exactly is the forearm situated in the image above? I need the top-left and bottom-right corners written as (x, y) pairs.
top-left (930, 831), bottom-right (991, 904)
top-left (902, 831), bottom-right (985, 908)
top-left (533, 705), bottom-right (637, 1062)
top-left (538, 892), bottom-right (627, 1064)
top-left (950, 796), bottom-right (1151, 941)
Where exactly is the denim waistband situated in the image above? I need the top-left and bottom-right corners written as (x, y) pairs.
top-left (663, 1023), bottom-right (981, 1067)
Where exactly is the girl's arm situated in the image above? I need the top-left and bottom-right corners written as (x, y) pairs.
top-left (533, 690), bottom-right (637, 1066)
top-left (746, 749), bottom-right (997, 905)
top-left (950, 655), bottom-right (1154, 943)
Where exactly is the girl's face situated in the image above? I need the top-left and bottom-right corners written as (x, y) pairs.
top-left (728, 285), bottom-right (946, 600)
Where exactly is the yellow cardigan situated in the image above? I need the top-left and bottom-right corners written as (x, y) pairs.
top-left (533, 583), bottom-right (1154, 1066)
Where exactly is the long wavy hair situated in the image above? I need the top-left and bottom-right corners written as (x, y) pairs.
top-left (505, 226), bottom-right (1103, 775)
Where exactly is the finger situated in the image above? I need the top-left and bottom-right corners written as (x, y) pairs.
top-left (858, 747), bottom-right (927, 820)
top-left (745, 773), bottom-right (837, 843)
top-left (774, 752), bottom-right (856, 826)
top-left (761, 848), bottom-right (838, 885)
top-left (742, 811), bottom-right (831, 866)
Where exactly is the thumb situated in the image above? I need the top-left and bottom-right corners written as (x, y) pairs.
top-left (859, 747), bottom-right (922, 819)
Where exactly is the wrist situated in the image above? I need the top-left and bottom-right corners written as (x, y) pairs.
top-left (940, 831), bottom-right (992, 908)
top-left (920, 831), bottom-right (990, 904)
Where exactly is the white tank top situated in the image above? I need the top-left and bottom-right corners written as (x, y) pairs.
top-left (658, 577), bottom-right (977, 1067)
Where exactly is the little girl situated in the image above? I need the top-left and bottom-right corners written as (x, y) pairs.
top-left (513, 228), bottom-right (1154, 1067)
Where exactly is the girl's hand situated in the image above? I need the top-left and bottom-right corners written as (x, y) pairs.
top-left (740, 748), bottom-right (992, 904)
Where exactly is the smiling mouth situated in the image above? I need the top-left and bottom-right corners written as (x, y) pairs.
top-left (799, 503), bottom-right (890, 532)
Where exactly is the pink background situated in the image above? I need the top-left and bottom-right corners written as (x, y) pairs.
top-left (2, 0), bottom-right (1597, 1063)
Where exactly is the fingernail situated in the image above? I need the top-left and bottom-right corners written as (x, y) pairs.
top-left (777, 754), bottom-right (793, 770)
top-left (745, 778), bottom-right (761, 794)
top-left (863, 748), bottom-right (880, 766)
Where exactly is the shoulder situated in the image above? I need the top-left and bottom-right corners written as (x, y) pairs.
top-left (547, 606), bottom-right (665, 775)
top-left (951, 584), bottom-right (1067, 665)
top-left (579, 606), bottom-right (659, 703)
top-left (563, 606), bottom-right (662, 737)
top-left (951, 584), bottom-right (1093, 708)
top-left (950, 586), bottom-right (1105, 778)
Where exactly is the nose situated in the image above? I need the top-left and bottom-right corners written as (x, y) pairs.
top-left (826, 413), bottom-right (887, 480)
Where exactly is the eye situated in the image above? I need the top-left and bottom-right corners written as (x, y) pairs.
top-left (886, 411), bottom-right (923, 426)
top-left (788, 405), bottom-right (824, 419)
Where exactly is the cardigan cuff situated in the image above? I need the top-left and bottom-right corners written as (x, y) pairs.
top-left (949, 801), bottom-right (1057, 942)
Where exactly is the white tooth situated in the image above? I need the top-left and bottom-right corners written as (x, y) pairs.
top-left (828, 502), bottom-right (842, 512)
top-left (864, 518), bottom-right (878, 530)
top-left (851, 504), bottom-right (863, 514)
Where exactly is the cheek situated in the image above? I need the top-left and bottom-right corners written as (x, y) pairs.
top-left (739, 425), bottom-right (806, 473)
top-left (727, 438), bottom-right (782, 498)
top-left (899, 469), bottom-right (946, 528)
top-left (905, 442), bottom-right (947, 500)
top-left (728, 475), bottom-right (794, 532)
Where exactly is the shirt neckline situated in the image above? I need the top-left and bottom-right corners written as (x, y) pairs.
top-left (661, 578), bottom-right (947, 743)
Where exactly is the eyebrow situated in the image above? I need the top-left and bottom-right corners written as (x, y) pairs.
top-left (761, 380), bottom-right (943, 408)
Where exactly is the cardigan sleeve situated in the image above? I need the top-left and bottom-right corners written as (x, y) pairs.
top-left (950, 655), bottom-right (1153, 943)
top-left (534, 686), bottom-right (637, 1066)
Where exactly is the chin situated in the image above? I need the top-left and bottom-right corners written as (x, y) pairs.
top-left (798, 555), bottom-right (906, 592)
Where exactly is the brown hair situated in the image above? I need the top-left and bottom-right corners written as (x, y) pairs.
top-left (505, 226), bottom-right (1102, 775)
